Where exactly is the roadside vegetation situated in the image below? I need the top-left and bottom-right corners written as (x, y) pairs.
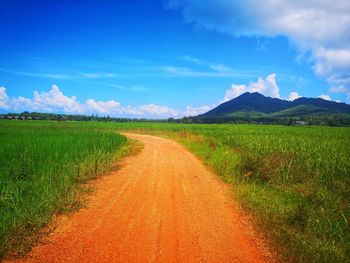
top-left (168, 125), bottom-right (350, 263)
top-left (1, 120), bottom-right (349, 262)
top-left (0, 121), bottom-right (127, 258)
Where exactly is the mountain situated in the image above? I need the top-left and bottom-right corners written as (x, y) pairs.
top-left (201, 92), bottom-right (290, 117)
top-left (194, 92), bottom-right (350, 125)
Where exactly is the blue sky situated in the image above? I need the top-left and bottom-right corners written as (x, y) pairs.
top-left (1, 0), bottom-right (349, 117)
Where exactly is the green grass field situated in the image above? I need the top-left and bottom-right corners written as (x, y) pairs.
top-left (1, 120), bottom-right (349, 262)
top-left (0, 121), bottom-right (127, 258)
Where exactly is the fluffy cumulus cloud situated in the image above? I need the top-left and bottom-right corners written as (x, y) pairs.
top-left (0, 85), bottom-right (224, 117)
top-left (9, 85), bottom-right (83, 113)
top-left (85, 99), bottom-right (121, 115)
top-left (223, 74), bottom-right (280, 102)
top-left (0, 85), bottom-right (181, 118)
top-left (165, 0), bottom-right (350, 100)
top-left (222, 74), bottom-right (302, 102)
top-left (0, 87), bottom-right (9, 108)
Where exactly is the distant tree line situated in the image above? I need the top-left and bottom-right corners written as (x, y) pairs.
top-left (1, 111), bottom-right (350, 126)
top-left (0, 112), bottom-right (168, 123)
top-left (181, 115), bottom-right (350, 126)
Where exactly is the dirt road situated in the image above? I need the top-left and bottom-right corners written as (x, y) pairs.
top-left (13, 134), bottom-right (273, 263)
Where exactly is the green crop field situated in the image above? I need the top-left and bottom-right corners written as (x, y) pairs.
top-left (0, 121), bottom-right (127, 258)
top-left (1, 120), bottom-right (349, 262)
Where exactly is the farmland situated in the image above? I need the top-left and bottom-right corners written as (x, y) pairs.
top-left (0, 121), bottom-right (128, 258)
top-left (1, 120), bottom-right (349, 262)
top-left (78, 121), bottom-right (350, 262)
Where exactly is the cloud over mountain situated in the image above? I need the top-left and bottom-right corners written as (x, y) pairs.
top-left (223, 74), bottom-right (280, 102)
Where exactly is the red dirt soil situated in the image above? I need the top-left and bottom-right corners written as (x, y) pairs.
top-left (10, 134), bottom-right (274, 263)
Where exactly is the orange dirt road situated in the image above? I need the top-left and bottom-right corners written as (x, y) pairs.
top-left (12, 134), bottom-right (273, 263)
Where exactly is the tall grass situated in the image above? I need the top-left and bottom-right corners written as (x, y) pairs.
top-left (0, 121), bottom-right (127, 258)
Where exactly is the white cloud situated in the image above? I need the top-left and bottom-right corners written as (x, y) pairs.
top-left (0, 85), bottom-right (185, 118)
top-left (329, 85), bottom-right (350, 101)
top-left (137, 104), bottom-right (179, 116)
top-left (85, 99), bottom-right (121, 114)
top-left (8, 85), bottom-right (83, 113)
top-left (84, 101), bottom-right (179, 117)
top-left (223, 84), bottom-right (246, 102)
top-left (318, 94), bottom-right (332, 101)
top-left (223, 74), bottom-right (280, 102)
top-left (183, 105), bottom-right (213, 116)
top-left (166, 0), bottom-right (350, 100)
top-left (314, 48), bottom-right (350, 73)
top-left (288, 91), bottom-right (301, 101)
top-left (0, 87), bottom-right (9, 109)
